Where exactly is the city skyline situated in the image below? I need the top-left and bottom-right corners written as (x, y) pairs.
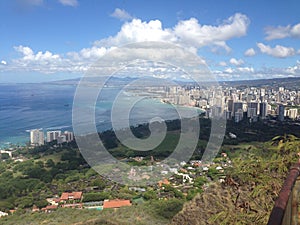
top-left (162, 83), bottom-right (299, 122)
top-left (0, 0), bottom-right (299, 83)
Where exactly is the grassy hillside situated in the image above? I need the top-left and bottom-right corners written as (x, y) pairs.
top-left (0, 199), bottom-right (183, 225)
top-left (171, 135), bottom-right (300, 224)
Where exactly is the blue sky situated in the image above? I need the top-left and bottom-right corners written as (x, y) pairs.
top-left (0, 0), bottom-right (300, 82)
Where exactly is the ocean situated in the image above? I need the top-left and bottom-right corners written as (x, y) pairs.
top-left (0, 83), bottom-right (201, 149)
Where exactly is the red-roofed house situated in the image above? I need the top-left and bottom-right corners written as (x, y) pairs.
top-left (103, 199), bottom-right (131, 209)
top-left (158, 178), bottom-right (170, 188)
top-left (46, 197), bottom-right (60, 206)
top-left (60, 192), bottom-right (83, 203)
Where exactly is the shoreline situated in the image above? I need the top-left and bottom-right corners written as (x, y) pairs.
top-left (0, 95), bottom-right (205, 151)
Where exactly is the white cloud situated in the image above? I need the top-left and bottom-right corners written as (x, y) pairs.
top-left (97, 13), bottom-right (250, 53)
top-left (291, 24), bottom-right (300, 38)
top-left (110, 8), bottom-right (133, 21)
top-left (173, 13), bottom-right (250, 51)
top-left (96, 19), bottom-right (176, 47)
top-left (284, 60), bottom-right (300, 75)
top-left (265, 26), bottom-right (291, 40)
top-left (214, 61), bottom-right (300, 80)
top-left (257, 43), bottom-right (296, 58)
top-left (222, 66), bottom-right (253, 75)
top-left (14, 45), bottom-right (60, 61)
top-left (12, 45), bottom-right (74, 73)
top-left (68, 46), bottom-right (107, 60)
top-left (218, 61), bottom-right (227, 66)
top-left (265, 23), bottom-right (300, 40)
top-left (237, 66), bottom-right (254, 73)
top-left (224, 67), bottom-right (234, 74)
top-left (3, 13), bottom-right (251, 76)
top-left (244, 48), bottom-right (256, 57)
top-left (229, 58), bottom-right (244, 66)
top-left (58, 0), bottom-right (78, 7)
top-left (1, 60), bottom-right (7, 65)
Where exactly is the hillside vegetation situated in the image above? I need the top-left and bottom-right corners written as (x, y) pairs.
top-left (171, 134), bottom-right (300, 225)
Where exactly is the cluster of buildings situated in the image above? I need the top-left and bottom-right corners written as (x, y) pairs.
top-left (163, 85), bottom-right (299, 123)
top-left (125, 153), bottom-right (231, 199)
top-left (30, 129), bottom-right (74, 146)
top-left (32, 191), bottom-right (131, 213)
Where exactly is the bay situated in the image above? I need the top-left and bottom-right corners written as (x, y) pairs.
top-left (0, 83), bottom-right (200, 149)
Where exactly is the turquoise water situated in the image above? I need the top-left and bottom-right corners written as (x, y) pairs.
top-left (0, 83), bottom-right (75, 148)
top-left (0, 83), bottom-right (201, 149)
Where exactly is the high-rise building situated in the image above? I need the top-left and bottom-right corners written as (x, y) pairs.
top-left (64, 131), bottom-right (74, 142)
top-left (234, 109), bottom-right (244, 123)
top-left (223, 110), bottom-right (232, 120)
top-left (57, 135), bottom-right (67, 144)
top-left (278, 104), bottom-right (285, 121)
top-left (259, 102), bottom-right (268, 119)
top-left (287, 108), bottom-right (298, 119)
top-left (46, 130), bottom-right (61, 142)
top-left (247, 102), bottom-right (258, 118)
top-left (233, 102), bottom-right (243, 113)
top-left (260, 88), bottom-right (265, 97)
top-left (209, 106), bottom-right (222, 118)
top-left (30, 129), bottom-right (44, 146)
top-left (227, 99), bottom-right (234, 113)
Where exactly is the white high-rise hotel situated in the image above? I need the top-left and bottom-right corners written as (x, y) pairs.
top-left (30, 129), bottom-right (44, 146)
top-left (46, 130), bottom-right (61, 142)
top-left (47, 130), bottom-right (74, 143)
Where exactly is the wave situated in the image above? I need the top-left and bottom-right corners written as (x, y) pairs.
top-left (46, 125), bottom-right (71, 130)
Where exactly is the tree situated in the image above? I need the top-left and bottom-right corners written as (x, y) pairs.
top-left (193, 176), bottom-right (207, 188)
top-left (45, 159), bottom-right (55, 167)
top-left (207, 167), bottom-right (219, 181)
top-left (14, 196), bottom-right (34, 209)
top-left (143, 190), bottom-right (157, 200)
top-left (34, 199), bottom-right (48, 208)
top-left (152, 199), bottom-right (184, 219)
top-left (92, 178), bottom-right (106, 190)
top-left (83, 192), bottom-right (110, 202)
top-left (0, 201), bottom-right (14, 211)
top-left (186, 189), bottom-right (203, 201)
top-left (1, 153), bottom-right (10, 160)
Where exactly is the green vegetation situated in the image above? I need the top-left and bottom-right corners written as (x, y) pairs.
top-left (0, 200), bottom-right (183, 225)
top-left (1, 117), bottom-right (300, 224)
top-left (171, 135), bottom-right (300, 225)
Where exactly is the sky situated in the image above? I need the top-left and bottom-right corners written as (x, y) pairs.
top-left (0, 0), bottom-right (300, 82)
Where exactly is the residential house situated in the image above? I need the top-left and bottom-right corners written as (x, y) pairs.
top-left (46, 197), bottom-right (60, 206)
top-left (103, 199), bottom-right (131, 209)
top-left (60, 192), bottom-right (83, 203)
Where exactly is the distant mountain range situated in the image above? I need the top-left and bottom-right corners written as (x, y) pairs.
top-left (46, 76), bottom-right (300, 90)
top-left (219, 77), bottom-right (300, 89)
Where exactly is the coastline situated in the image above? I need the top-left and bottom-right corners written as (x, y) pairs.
top-left (0, 84), bottom-right (206, 150)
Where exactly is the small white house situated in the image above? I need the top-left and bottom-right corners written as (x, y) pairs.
top-left (0, 211), bottom-right (8, 217)
top-left (216, 166), bottom-right (224, 173)
top-left (202, 166), bottom-right (209, 171)
top-left (180, 161), bottom-right (187, 166)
